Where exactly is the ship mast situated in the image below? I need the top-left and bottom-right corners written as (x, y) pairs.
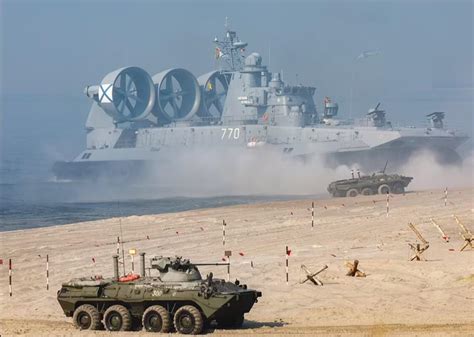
top-left (213, 18), bottom-right (248, 72)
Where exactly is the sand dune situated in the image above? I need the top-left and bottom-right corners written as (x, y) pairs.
top-left (0, 189), bottom-right (473, 336)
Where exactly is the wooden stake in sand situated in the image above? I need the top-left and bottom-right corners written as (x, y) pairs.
top-left (46, 254), bottom-right (49, 291)
top-left (345, 260), bottom-right (366, 277)
top-left (300, 264), bottom-right (327, 286)
top-left (222, 220), bottom-right (226, 247)
top-left (453, 215), bottom-right (473, 251)
top-left (9, 259), bottom-right (12, 297)
top-left (430, 218), bottom-right (449, 242)
top-left (408, 223), bottom-right (430, 261)
top-left (311, 202), bottom-right (314, 230)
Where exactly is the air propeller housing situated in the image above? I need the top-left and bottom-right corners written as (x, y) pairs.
top-left (152, 68), bottom-right (201, 123)
top-left (197, 71), bottom-right (229, 119)
top-left (85, 66), bottom-right (156, 123)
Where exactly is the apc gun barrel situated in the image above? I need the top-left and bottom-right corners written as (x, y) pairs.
top-left (194, 263), bottom-right (230, 266)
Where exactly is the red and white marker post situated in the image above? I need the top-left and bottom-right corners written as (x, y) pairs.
top-left (46, 254), bottom-right (49, 291)
top-left (116, 236), bottom-right (120, 255)
top-left (285, 246), bottom-right (291, 285)
top-left (224, 250), bottom-right (232, 281)
top-left (9, 259), bottom-right (12, 297)
top-left (222, 220), bottom-right (226, 247)
top-left (386, 192), bottom-right (390, 217)
top-left (444, 187), bottom-right (448, 207)
top-left (311, 202), bottom-right (314, 230)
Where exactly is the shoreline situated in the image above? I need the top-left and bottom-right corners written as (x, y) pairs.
top-left (1, 188), bottom-right (473, 336)
top-left (0, 193), bottom-right (323, 232)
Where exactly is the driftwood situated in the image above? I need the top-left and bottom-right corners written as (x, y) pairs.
top-left (345, 260), bottom-right (366, 277)
top-left (454, 215), bottom-right (473, 251)
top-left (300, 264), bottom-right (327, 286)
top-left (408, 223), bottom-right (430, 261)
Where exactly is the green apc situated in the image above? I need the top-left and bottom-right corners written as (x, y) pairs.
top-left (327, 162), bottom-right (413, 197)
top-left (57, 254), bottom-right (262, 334)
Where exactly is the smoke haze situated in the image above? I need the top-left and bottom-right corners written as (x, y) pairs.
top-left (134, 148), bottom-right (474, 198)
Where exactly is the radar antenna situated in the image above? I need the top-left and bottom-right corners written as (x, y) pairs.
top-left (213, 19), bottom-right (248, 72)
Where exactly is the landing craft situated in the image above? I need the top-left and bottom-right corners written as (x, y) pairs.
top-left (53, 25), bottom-right (468, 181)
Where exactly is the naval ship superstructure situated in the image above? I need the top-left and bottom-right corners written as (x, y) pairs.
top-left (53, 27), bottom-right (468, 181)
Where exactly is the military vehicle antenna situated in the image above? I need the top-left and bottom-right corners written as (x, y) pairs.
top-left (119, 217), bottom-right (125, 276)
top-left (116, 200), bottom-right (126, 276)
top-left (382, 160), bottom-right (388, 174)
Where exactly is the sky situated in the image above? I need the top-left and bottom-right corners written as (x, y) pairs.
top-left (0, 0), bottom-right (472, 182)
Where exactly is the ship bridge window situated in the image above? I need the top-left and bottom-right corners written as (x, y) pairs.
top-left (81, 153), bottom-right (92, 159)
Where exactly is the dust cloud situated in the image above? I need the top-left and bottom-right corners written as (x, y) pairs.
top-left (145, 148), bottom-right (348, 197)
top-left (51, 147), bottom-right (474, 203)
top-left (398, 150), bottom-right (474, 190)
top-left (142, 147), bottom-right (473, 198)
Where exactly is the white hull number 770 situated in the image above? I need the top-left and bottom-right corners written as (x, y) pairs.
top-left (221, 128), bottom-right (240, 140)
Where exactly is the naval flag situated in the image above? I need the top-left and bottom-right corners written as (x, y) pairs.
top-left (215, 47), bottom-right (223, 59)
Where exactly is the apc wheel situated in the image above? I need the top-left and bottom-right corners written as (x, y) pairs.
top-left (346, 189), bottom-right (359, 197)
top-left (173, 305), bottom-right (203, 335)
top-left (361, 188), bottom-right (373, 196)
top-left (73, 304), bottom-right (101, 330)
top-left (104, 305), bottom-right (132, 331)
top-left (392, 183), bottom-right (405, 194)
top-left (142, 305), bottom-right (171, 333)
top-left (378, 184), bottom-right (390, 195)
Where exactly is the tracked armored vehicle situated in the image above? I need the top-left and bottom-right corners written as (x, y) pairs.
top-left (57, 254), bottom-right (261, 334)
top-left (327, 164), bottom-right (413, 197)
top-left (52, 25), bottom-right (468, 181)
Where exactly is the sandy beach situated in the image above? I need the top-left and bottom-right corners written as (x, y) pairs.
top-left (0, 188), bottom-right (473, 336)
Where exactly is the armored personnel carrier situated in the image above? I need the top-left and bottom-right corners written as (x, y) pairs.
top-left (52, 25), bottom-right (468, 181)
top-left (57, 254), bottom-right (261, 334)
top-left (327, 163), bottom-right (413, 197)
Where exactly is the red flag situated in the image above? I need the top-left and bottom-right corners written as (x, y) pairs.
top-left (92, 257), bottom-right (96, 263)
top-left (215, 47), bottom-right (223, 59)
top-left (286, 247), bottom-right (292, 256)
top-left (239, 252), bottom-right (244, 256)
top-left (0, 259), bottom-right (3, 265)
top-left (221, 257), bottom-right (226, 262)
top-left (176, 231), bottom-right (179, 235)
